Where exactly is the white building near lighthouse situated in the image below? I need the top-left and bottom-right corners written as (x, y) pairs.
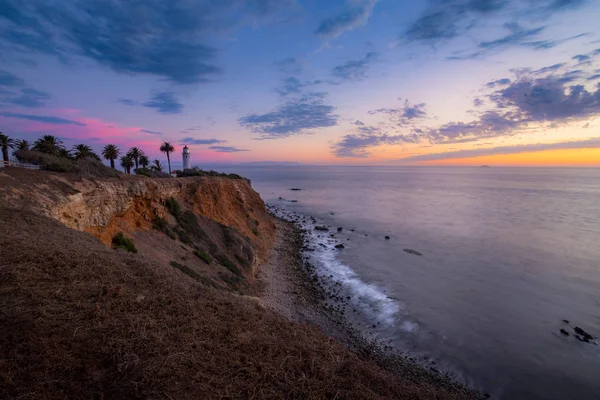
top-left (182, 145), bottom-right (191, 169)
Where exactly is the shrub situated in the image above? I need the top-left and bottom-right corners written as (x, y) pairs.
top-left (194, 250), bottom-right (212, 264)
top-left (152, 216), bottom-right (168, 231)
top-left (135, 168), bottom-right (170, 178)
top-left (178, 211), bottom-right (206, 238)
top-left (15, 150), bottom-right (120, 178)
top-left (112, 232), bottom-right (137, 253)
top-left (170, 261), bottom-right (201, 281)
top-left (176, 229), bottom-right (192, 244)
top-left (216, 254), bottom-right (242, 277)
top-left (165, 197), bottom-right (181, 218)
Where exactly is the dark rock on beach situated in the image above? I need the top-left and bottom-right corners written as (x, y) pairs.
top-left (315, 226), bottom-right (329, 231)
top-left (404, 249), bottom-right (423, 256)
top-left (290, 188), bottom-right (302, 191)
top-left (337, 227), bottom-right (343, 232)
top-left (335, 244), bottom-right (345, 249)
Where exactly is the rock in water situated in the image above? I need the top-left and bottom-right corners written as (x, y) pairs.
top-left (337, 227), bottom-right (343, 232)
top-left (404, 248), bottom-right (423, 256)
top-left (315, 226), bottom-right (329, 231)
top-left (335, 244), bottom-right (345, 249)
top-left (290, 188), bottom-right (302, 191)
top-left (385, 236), bottom-right (390, 240)
top-left (574, 326), bottom-right (594, 341)
top-left (560, 329), bottom-right (570, 336)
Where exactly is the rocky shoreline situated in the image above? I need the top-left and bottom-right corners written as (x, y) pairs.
top-left (260, 212), bottom-right (484, 399)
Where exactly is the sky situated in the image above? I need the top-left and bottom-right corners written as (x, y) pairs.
top-left (1, 0), bottom-right (600, 168)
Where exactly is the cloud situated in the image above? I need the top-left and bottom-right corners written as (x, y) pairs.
top-left (7, 88), bottom-right (51, 108)
top-left (180, 137), bottom-right (226, 145)
top-left (332, 124), bottom-right (420, 157)
top-left (274, 57), bottom-right (303, 74)
top-left (330, 51), bottom-right (378, 83)
top-left (0, 111), bottom-right (86, 126)
top-left (275, 77), bottom-right (321, 96)
top-left (0, 69), bottom-right (25, 87)
top-left (239, 92), bottom-right (338, 138)
top-left (398, 138), bottom-right (600, 162)
top-left (209, 145), bottom-right (249, 152)
top-left (486, 78), bottom-right (511, 88)
top-left (402, 0), bottom-right (587, 44)
top-left (118, 99), bottom-right (138, 106)
top-left (140, 129), bottom-right (162, 135)
top-left (0, 0), bottom-right (296, 84)
top-left (143, 92), bottom-right (184, 114)
top-left (315, 0), bottom-right (378, 39)
top-left (479, 23), bottom-right (545, 49)
top-left (368, 99), bottom-right (427, 125)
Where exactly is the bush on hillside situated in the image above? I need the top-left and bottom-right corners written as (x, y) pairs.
top-left (15, 150), bottom-right (120, 178)
top-left (176, 167), bottom-right (249, 183)
top-left (135, 168), bottom-right (170, 178)
top-left (112, 232), bottom-right (137, 253)
top-left (165, 197), bottom-right (181, 218)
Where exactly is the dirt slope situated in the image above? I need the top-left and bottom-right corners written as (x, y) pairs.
top-left (0, 209), bottom-right (473, 399)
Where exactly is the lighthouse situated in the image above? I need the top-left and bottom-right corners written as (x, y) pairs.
top-left (182, 145), bottom-right (190, 170)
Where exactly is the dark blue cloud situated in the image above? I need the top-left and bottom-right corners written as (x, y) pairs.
top-left (315, 0), bottom-right (378, 39)
top-left (486, 78), bottom-right (511, 88)
top-left (0, 111), bottom-right (86, 126)
top-left (140, 129), bottom-right (162, 135)
top-left (275, 77), bottom-right (322, 96)
top-left (274, 57), bottom-right (303, 74)
top-left (479, 23), bottom-right (545, 49)
top-left (331, 51), bottom-right (378, 83)
top-left (0, 69), bottom-right (25, 87)
top-left (403, 0), bottom-right (586, 44)
top-left (7, 88), bottom-right (51, 108)
top-left (573, 54), bottom-right (591, 63)
top-left (143, 92), bottom-right (183, 114)
top-left (0, 0), bottom-right (295, 84)
top-left (209, 145), bottom-right (249, 152)
top-left (117, 99), bottom-right (139, 106)
top-left (180, 137), bottom-right (226, 145)
top-left (239, 92), bottom-right (338, 138)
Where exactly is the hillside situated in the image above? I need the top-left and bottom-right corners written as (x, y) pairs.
top-left (0, 168), bottom-right (476, 399)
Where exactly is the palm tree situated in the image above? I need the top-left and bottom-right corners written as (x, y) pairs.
top-left (13, 139), bottom-right (30, 155)
top-left (0, 133), bottom-right (15, 166)
top-left (127, 147), bottom-right (144, 169)
top-left (13, 139), bottom-right (30, 162)
top-left (151, 159), bottom-right (164, 172)
top-left (32, 135), bottom-right (65, 156)
top-left (102, 144), bottom-right (120, 169)
top-left (159, 142), bottom-right (174, 174)
top-left (139, 154), bottom-right (149, 169)
top-left (58, 148), bottom-right (73, 159)
top-left (120, 155), bottom-right (134, 174)
top-left (72, 144), bottom-right (100, 160)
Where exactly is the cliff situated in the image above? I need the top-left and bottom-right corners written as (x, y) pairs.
top-left (0, 168), bottom-right (275, 291)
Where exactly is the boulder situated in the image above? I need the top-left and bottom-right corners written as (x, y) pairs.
top-left (315, 226), bottom-right (329, 231)
top-left (404, 248), bottom-right (423, 256)
top-left (290, 188), bottom-right (302, 191)
top-left (385, 236), bottom-right (391, 240)
top-left (335, 244), bottom-right (345, 249)
top-left (337, 227), bottom-right (343, 232)
top-left (560, 329), bottom-right (569, 336)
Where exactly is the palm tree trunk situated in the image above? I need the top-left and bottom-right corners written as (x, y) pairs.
top-left (2, 148), bottom-right (9, 166)
top-left (166, 152), bottom-right (171, 174)
top-left (110, 158), bottom-right (115, 169)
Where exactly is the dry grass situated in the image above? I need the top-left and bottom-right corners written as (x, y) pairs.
top-left (0, 208), bottom-right (474, 399)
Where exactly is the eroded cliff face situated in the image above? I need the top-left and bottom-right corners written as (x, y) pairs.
top-left (0, 169), bottom-right (276, 289)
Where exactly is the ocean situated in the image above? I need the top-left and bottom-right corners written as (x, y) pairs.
top-left (211, 165), bottom-right (600, 400)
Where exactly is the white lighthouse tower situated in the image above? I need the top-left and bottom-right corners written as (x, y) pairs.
top-left (182, 145), bottom-right (190, 170)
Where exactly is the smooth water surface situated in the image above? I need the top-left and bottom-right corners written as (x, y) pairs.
top-left (211, 166), bottom-right (600, 399)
